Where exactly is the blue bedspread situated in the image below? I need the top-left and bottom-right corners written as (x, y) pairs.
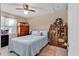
top-left (9, 35), bottom-right (48, 56)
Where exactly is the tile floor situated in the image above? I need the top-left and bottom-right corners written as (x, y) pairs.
top-left (0, 45), bottom-right (68, 56)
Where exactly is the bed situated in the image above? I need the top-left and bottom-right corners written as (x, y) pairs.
top-left (9, 31), bottom-right (48, 56)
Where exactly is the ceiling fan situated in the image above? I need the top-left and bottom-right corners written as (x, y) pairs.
top-left (16, 4), bottom-right (35, 13)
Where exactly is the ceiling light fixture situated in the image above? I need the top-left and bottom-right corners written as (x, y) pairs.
top-left (24, 10), bottom-right (28, 15)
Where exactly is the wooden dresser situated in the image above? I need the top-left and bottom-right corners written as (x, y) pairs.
top-left (1, 35), bottom-right (9, 47)
top-left (17, 22), bottom-right (29, 36)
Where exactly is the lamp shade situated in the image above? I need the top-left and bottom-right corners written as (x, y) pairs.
top-left (24, 10), bottom-right (28, 15)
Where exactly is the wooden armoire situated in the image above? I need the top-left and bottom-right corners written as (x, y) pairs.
top-left (49, 25), bottom-right (68, 48)
top-left (17, 22), bottom-right (29, 36)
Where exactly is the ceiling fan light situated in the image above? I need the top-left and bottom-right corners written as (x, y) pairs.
top-left (24, 10), bottom-right (28, 15)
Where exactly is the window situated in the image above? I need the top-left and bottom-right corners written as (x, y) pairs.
top-left (6, 18), bottom-right (17, 34)
top-left (1, 16), bottom-right (17, 34)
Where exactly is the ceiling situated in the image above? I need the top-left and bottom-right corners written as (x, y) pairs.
top-left (1, 3), bottom-right (68, 18)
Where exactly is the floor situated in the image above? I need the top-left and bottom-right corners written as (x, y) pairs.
top-left (1, 45), bottom-right (68, 56)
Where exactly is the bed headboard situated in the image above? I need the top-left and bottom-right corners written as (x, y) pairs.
top-left (17, 22), bottom-right (29, 36)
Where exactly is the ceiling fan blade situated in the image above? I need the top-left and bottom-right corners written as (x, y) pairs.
top-left (32, 6), bottom-right (43, 9)
top-left (28, 9), bottom-right (35, 12)
top-left (16, 8), bottom-right (24, 10)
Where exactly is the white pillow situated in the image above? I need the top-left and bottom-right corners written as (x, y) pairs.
top-left (31, 31), bottom-right (40, 35)
top-left (40, 30), bottom-right (48, 36)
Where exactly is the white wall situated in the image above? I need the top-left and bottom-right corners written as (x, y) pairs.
top-left (68, 3), bottom-right (79, 55)
top-left (27, 10), bottom-right (67, 30)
